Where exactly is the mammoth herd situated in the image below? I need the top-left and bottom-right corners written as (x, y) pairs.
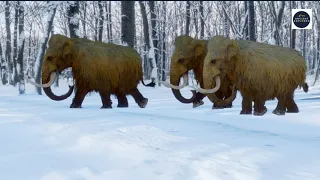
top-left (25, 34), bottom-right (309, 116)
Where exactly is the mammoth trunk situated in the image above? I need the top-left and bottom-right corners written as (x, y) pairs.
top-left (204, 75), bottom-right (236, 106)
top-left (170, 74), bottom-right (196, 103)
top-left (42, 70), bottom-right (74, 101)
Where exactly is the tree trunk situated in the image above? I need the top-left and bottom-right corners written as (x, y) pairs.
top-left (67, 1), bottom-right (80, 38)
top-left (17, 1), bottom-right (25, 94)
top-left (248, 1), bottom-right (256, 41)
top-left (162, 1), bottom-right (167, 81)
top-left (185, 1), bottom-right (191, 36)
top-left (121, 1), bottom-right (136, 48)
top-left (0, 42), bottom-right (7, 85)
top-left (108, 1), bottom-right (112, 42)
top-left (34, 2), bottom-right (57, 95)
top-left (98, 1), bottom-right (104, 42)
top-left (148, 1), bottom-right (160, 82)
top-left (13, 2), bottom-right (19, 86)
top-left (200, 1), bottom-right (204, 38)
top-left (81, 2), bottom-right (87, 38)
top-left (5, 1), bottom-right (13, 85)
top-left (257, 1), bottom-right (264, 42)
top-left (139, 1), bottom-right (151, 79)
top-left (244, 1), bottom-right (249, 40)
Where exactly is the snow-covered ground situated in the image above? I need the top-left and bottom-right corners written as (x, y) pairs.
top-left (1, 78), bottom-right (320, 180)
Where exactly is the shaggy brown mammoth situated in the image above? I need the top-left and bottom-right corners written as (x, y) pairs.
top-left (26, 34), bottom-right (155, 108)
top-left (193, 35), bottom-right (309, 116)
top-left (163, 35), bottom-right (233, 109)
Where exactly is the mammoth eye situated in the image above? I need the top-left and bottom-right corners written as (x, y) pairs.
top-left (47, 56), bottom-right (53, 61)
top-left (178, 58), bottom-right (185, 63)
top-left (210, 59), bottom-right (217, 64)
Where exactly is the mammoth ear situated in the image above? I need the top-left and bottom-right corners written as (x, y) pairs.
top-left (194, 40), bottom-right (206, 57)
top-left (227, 40), bottom-right (239, 60)
top-left (62, 39), bottom-right (74, 58)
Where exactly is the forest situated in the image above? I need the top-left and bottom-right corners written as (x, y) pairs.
top-left (0, 1), bottom-right (319, 95)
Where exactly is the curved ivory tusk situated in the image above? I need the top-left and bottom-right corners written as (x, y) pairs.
top-left (157, 73), bottom-right (189, 90)
top-left (189, 76), bottom-right (221, 94)
top-left (25, 72), bottom-right (56, 88)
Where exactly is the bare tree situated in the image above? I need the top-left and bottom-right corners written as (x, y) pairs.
top-left (248, 1), bottom-right (256, 41)
top-left (98, 1), bottom-right (104, 42)
top-left (139, 1), bottom-right (151, 79)
top-left (5, 1), bottom-right (13, 85)
top-left (185, 1), bottom-right (191, 36)
top-left (105, 1), bottom-right (112, 42)
top-left (81, 1), bottom-right (87, 38)
top-left (17, 1), bottom-right (25, 94)
top-left (161, 1), bottom-right (167, 81)
top-left (34, 2), bottom-right (58, 95)
top-left (121, 1), bottom-right (136, 48)
top-left (200, 1), bottom-right (204, 38)
top-left (269, 1), bottom-right (285, 46)
top-left (67, 1), bottom-right (80, 38)
top-left (0, 42), bottom-right (7, 85)
top-left (13, 2), bottom-right (19, 85)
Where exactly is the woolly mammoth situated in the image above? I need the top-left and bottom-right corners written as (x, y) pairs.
top-left (26, 34), bottom-right (155, 108)
top-left (163, 35), bottom-right (233, 108)
top-left (194, 35), bottom-right (309, 116)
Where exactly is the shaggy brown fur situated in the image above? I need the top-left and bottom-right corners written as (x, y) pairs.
top-left (202, 35), bottom-right (308, 116)
top-left (170, 35), bottom-right (233, 108)
top-left (41, 34), bottom-right (154, 108)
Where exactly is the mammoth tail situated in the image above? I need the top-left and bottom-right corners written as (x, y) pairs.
top-left (302, 82), bottom-right (309, 93)
top-left (141, 78), bottom-right (156, 87)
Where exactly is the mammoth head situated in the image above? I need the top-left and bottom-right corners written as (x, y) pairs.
top-left (161, 35), bottom-right (207, 104)
top-left (203, 35), bottom-right (239, 77)
top-left (44, 34), bottom-right (75, 74)
top-left (25, 34), bottom-right (76, 101)
top-left (171, 35), bottom-right (207, 72)
top-left (192, 35), bottom-right (239, 106)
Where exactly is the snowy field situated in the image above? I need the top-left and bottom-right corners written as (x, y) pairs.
top-left (1, 78), bottom-right (320, 180)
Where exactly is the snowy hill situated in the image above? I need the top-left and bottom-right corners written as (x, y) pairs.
top-left (0, 78), bottom-right (320, 180)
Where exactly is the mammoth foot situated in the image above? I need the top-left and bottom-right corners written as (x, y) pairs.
top-left (193, 100), bottom-right (204, 108)
top-left (224, 104), bottom-right (233, 108)
top-left (212, 104), bottom-right (224, 109)
top-left (70, 103), bottom-right (82, 108)
top-left (253, 106), bottom-right (267, 116)
top-left (101, 105), bottom-right (112, 109)
top-left (240, 109), bottom-right (252, 115)
top-left (286, 107), bottom-right (299, 113)
top-left (272, 109), bottom-right (286, 116)
top-left (286, 109), bottom-right (299, 113)
top-left (138, 98), bottom-right (148, 108)
top-left (117, 103), bottom-right (129, 108)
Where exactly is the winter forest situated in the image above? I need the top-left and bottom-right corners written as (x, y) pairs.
top-left (0, 1), bottom-right (319, 93)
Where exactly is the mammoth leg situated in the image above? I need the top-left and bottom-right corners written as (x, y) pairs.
top-left (286, 98), bottom-right (299, 113)
top-left (99, 91), bottom-right (112, 109)
top-left (285, 92), bottom-right (299, 113)
top-left (130, 88), bottom-right (148, 108)
top-left (70, 88), bottom-right (89, 108)
top-left (223, 86), bottom-right (234, 108)
top-left (253, 99), bottom-right (268, 116)
top-left (117, 93), bottom-right (129, 108)
top-left (193, 92), bottom-right (205, 108)
top-left (272, 96), bottom-right (286, 115)
top-left (240, 95), bottom-right (252, 115)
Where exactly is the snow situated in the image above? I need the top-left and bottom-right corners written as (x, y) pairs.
top-left (1, 79), bottom-right (320, 180)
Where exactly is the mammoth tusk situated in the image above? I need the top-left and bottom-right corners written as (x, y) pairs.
top-left (189, 76), bottom-right (221, 94)
top-left (25, 72), bottom-right (57, 88)
top-left (157, 73), bottom-right (189, 90)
